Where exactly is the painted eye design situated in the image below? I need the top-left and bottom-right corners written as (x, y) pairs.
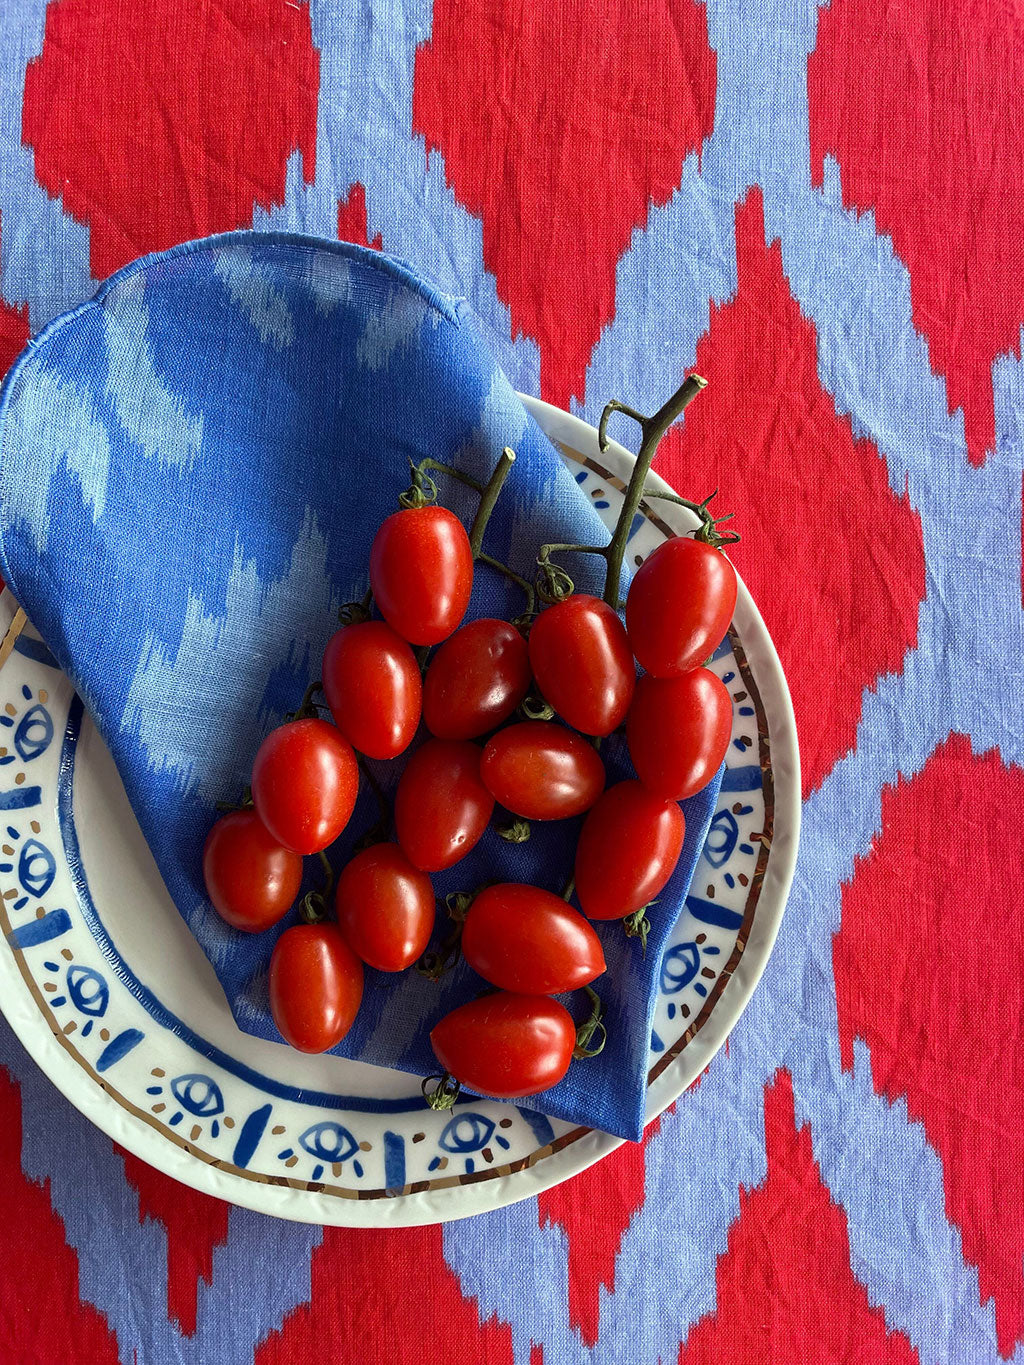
top-left (661, 942), bottom-right (701, 994)
top-left (18, 837), bottom-right (55, 898)
top-left (298, 1121), bottom-right (359, 1164)
top-left (13, 704), bottom-right (54, 763)
top-left (170, 1073), bottom-right (225, 1118)
top-left (703, 809), bottom-right (739, 868)
top-left (67, 964), bottom-right (109, 1017)
top-left (439, 1113), bottom-right (495, 1155)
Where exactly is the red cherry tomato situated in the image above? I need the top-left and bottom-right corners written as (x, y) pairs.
top-left (369, 506), bottom-right (473, 645)
top-left (528, 596), bottom-right (635, 736)
top-left (202, 810), bottom-right (302, 932)
top-left (462, 883), bottom-right (605, 994)
top-left (251, 718), bottom-right (359, 854)
top-left (335, 843), bottom-right (435, 972)
top-left (430, 992), bottom-right (575, 1098)
top-left (481, 721), bottom-right (605, 820)
top-left (322, 621), bottom-right (422, 760)
top-left (627, 668), bottom-right (731, 800)
top-left (626, 536), bottom-right (737, 676)
top-left (423, 618), bottom-right (531, 740)
top-left (574, 780), bottom-right (685, 920)
top-left (269, 923), bottom-right (363, 1052)
top-left (395, 738), bottom-right (494, 871)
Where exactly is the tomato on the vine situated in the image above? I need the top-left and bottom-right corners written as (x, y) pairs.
top-left (430, 992), bottom-right (575, 1098)
top-left (395, 738), bottom-right (494, 871)
top-left (269, 923), bottom-right (363, 1052)
top-left (370, 505), bottom-right (474, 645)
top-left (481, 721), bottom-right (605, 820)
top-left (461, 883), bottom-right (605, 994)
top-left (251, 717), bottom-right (359, 854)
top-left (627, 668), bottom-right (731, 800)
top-left (423, 618), bottom-right (531, 740)
top-left (528, 595), bottom-right (635, 736)
top-left (335, 843), bottom-right (435, 972)
top-left (626, 536), bottom-right (737, 676)
top-left (202, 810), bottom-right (302, 932)
top-left (322, 621), bottom-right (422, 760)
top-left (574, 780), bottom-right (685, 920)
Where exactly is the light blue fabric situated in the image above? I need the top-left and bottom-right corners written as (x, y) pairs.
top-left (0, 233), bottom-right (719, 1140)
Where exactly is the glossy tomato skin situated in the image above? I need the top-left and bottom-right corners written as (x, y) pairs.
top-left (395, 738), bottom-right (494, 871)
top-left (369, 506), bottom-right (473, 646)
top-left (430, 992), bottom-right (575, 1098)
top-left (462, 883), bottom-right (605, 994)
top-left (627, 668), bottom-right (731, 800)
top-left (481, 721), bottom-right (605, 820)
top-left (251, 718), bottom-right (359, 854)
top-left (626, 536), bottom-right (737, 676)
top-left (528, 596), bottom-right (635, 736)
top-left (423, 618), bottom-right (531, 740)
top-left (322, 621), bottom-right (421, 760)
top-left (202, 810), bottom-right (302, 932)
top-left (335, 843), bottom-right (435, 972)
top-left (269, 923), bottom-right (363, 1052)
top-left (575, 780), bottom-right (685, 920)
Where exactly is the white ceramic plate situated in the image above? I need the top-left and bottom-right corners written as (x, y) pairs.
top-left (0, 395), bottom-right (799, 1225)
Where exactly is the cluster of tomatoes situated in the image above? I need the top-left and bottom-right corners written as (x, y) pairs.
top-left (202, 484), bottom-right (737, 1104)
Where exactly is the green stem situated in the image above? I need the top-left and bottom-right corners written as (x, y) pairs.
top-left (476, 552), bottom-right (536, 617)
top-left (299, 851), bottom-right (335, 924)
top-left (573, 985), bottom-right (607, 1059)
top-left (469, 448), bottom-right (516, 556)
top-left (560, 874), bottom-right (576, 903)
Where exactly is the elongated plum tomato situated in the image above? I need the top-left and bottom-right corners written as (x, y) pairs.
top-left (395, 738), bottom-right (494, 871)
top-left (627, 669), bottom-right (731, 801)
top-left (575, 780), bottom-right (685, 920)
top-left (251, 718), bottom-right (359, 854)
top-left (462, 883), bottom-right (605, 994)
top-left (423, 618), bottom-right (531, 740)
top-left (430, 992), bottom-right (575, 1099)
top-left (335, 843), bottom-right (435, 972)
top-left (481, 721), bottom-right (605, 820)
top-left (369, 506), bottom-right (473, 646)
top-left (528, 596), bottom-right (635, 736)
top-left (269, 923), bottom-right (363, 1053)
top-left (322, 621), bottom-right (421, 760)
top-left (202, 810), bottom-right (302, 932)
top-left (626, 536), bottom-right (737, 676)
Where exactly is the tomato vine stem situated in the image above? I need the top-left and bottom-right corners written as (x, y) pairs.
top-left (573, 985), bottom-right (607, 1059)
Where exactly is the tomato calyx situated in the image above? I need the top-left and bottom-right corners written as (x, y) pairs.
top-left (641, 486), bottom-right (740, 551)
top-left (287, 679), bottom-right (329, 722)
top-left (572, 984), bottom-right (607, 1060)
top-left (422, 1071), bottom-right (462, 1111)
top-left (518, 693), bottom-right (555, 722)
top-left (496, 816), bottom-right (531, 844)
top-left (416, 889), bottom-right (475, 982)
top-left (622, 905), bottom-right (653, 952)
top-left (337, 590), bottom-right (373, 626)
top-left (298, 849), bottom-right (335, 925)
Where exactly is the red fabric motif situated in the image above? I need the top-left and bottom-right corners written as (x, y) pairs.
top-left (0, 1066), bottom-right (119, 1363)
top-left (809, 0), bottom-right (1024, 466)
top-left (0, 214), bottom-right (29, 379)
top-left (680, 1071), bottom-right (919, 1365)
top-left (657, 190), bottom-right (925, 797)
top-left (834, 734), bottom-right (1024, 1357)
top-left (412, 0), bottom-right (716, 408)
top-left (22, 0), bottom-right (319, 281)
top-left (337, 183), bottom-right (383, 251)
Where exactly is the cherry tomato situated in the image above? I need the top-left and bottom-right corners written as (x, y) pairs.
top-left (269, 923), bottom-right (363, 1052)
top-left (462, 883), bottom-right (605, 994)
top-left (481, 721), bottom-right (605, 820)
top-left (528, 596), bottom-right (635, 736)
top-left (627, 668), bottom-right (731, 800)
top-left (251, 718), bottom-right (359, 854)
top-left (395, 738), bottom-right (494, 871)
top-left (335, 843), bottom-right (435, 972)
top-left (626, 536), bottom-right (737, 676)
top-left (369, 506), bottom-right (473, 645)
top-left (423, 618), bottom-right (531, 740)
top-left (575, 780), bottom-right (686, 920)
top-left (430, 992), bottom-right (575, 1098)
top-left (202, 809), bottom-right (302, 932)
top-left (322, 621), bottom-right (421, 760)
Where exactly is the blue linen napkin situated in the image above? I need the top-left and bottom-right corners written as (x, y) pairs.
top-left (0, 233), bottom-right (721, 1141)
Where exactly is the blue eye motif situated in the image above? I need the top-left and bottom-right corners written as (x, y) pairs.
top-left (170, 1073), bottom-right (225, 1117)
top-left (439, 1112), bottom-right (495, 1155)
top-left (661, 942), bottom-right (701, 994)
top-left (18, 837), bottom-right (55, 898)
top-left (298, 1121), bottom-right (359, 1164)
top-left (13, 705), bottom-right (54, 763)
top-left (67, 964), bottom-right (109, 1017)
top-left (703, 809), bottom-right (739, 868)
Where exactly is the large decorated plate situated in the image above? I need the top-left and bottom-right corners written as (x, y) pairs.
top-left (0, 394), bottom-right (799, 1225)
